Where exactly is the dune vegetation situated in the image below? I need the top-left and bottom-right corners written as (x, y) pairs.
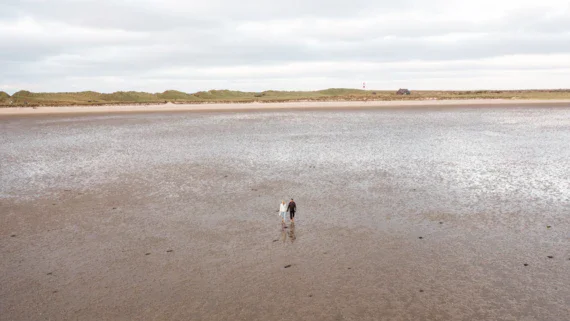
top-left (1, 89), bottom-right (569, 107)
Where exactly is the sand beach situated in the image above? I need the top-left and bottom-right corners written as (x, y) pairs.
top-left (1, 104), bottom-right (569, 320)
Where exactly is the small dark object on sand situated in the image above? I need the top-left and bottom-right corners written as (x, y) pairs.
top-left (547, 225), bottom-right (552, 229)
top-left (348, 267), bottom-right (351, 270)
top-left (439, 222), bottom-right (443, 224)
top-left (272, 240), bottom-right (278, 242)
top-left (47, 272), bottom-right (52, 275)
top-left (112, 207), bottom-right (117, 210)
top-left (52, 203), bottom-right (56, 205)
top-left (419, 236), bottom-right (423, 239)
top-left (145, 253), bottom-right (151, 256)
top-left (524, 264), bottom-right (528, 266)
top-left (64, 189), bottom-right (71, 192)
top-left (308, 294), bottom-right (313, 297)
top-left (11, 234), bottom-right (16, 237)
top-left (166, 250), bottom-right (173, 253)
top-left (419, 289), bottom-right (424, 293)
top-left (284, 264), bottom-right (292, 268)
top-left (547, 256), bottom-right (553, 259)
top-left (224, 175), bottom-right (228, 178)
top-left (53, 290), bottom-right (58, 294)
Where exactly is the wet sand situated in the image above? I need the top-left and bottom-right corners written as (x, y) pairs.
top-left (1, 106), bottom-right (569, 320)
top-left (2, 99), bottom-right (570, 116)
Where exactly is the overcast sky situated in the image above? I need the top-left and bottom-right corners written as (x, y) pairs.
top-left (1, 0), bottom-right (569, 93)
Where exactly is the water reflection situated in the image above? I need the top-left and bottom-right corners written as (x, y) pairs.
top-left (280, 223), bottom-right (296, 243)
top-left (288, 223), bottom-right (296, 243)
top-left (281, 224), bottom-right (287, 243)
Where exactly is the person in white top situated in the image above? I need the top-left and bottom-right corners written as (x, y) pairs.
top-left (279, 200), bottom-right (287, 223)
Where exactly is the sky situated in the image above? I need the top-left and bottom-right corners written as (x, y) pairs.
top-left (1, 0), bottom-right (569, 94)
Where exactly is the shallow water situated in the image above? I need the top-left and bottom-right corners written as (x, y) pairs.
top-left (1, 107), bottom-right (569, 321)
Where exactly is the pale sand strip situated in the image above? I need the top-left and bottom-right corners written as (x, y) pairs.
top-left (1, 99), bottom-right (570, 115)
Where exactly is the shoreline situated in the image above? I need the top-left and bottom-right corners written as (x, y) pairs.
top-left (1, 99), bottom-right (570, 116)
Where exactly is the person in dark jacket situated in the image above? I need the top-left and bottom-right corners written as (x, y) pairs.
top-left (287, 198), bottom-right (297, 223)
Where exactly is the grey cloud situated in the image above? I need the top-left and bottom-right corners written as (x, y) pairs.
top-left (2, 0), bottom-right (218, 31)
top-left (1, 0), bottom-right (569, 92)
top-left (3, 0), bottom-right (444, 27)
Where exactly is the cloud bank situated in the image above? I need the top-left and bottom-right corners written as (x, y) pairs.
top-left (1, 0), bottom-right (569, 93)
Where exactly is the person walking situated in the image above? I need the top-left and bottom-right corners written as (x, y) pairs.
top-left (279, 200), bottom-right (287, 224)
top-left (287, 198), bottom-right (297, 223)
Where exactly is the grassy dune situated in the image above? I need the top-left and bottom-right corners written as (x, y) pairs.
top-left (1, 89), bottom-right (570, 107)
